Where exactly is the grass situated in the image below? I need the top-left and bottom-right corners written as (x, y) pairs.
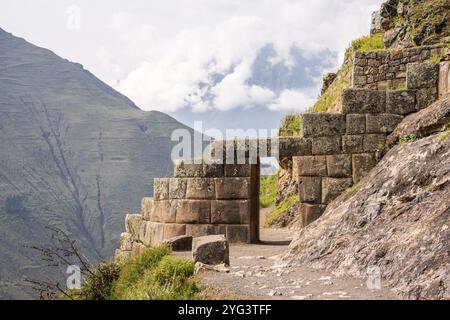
top-left (260, 174), bottom-right (278, 208)
top-left (279, 115), bottom-right (302, 137)
top-left (351, 33), bottom-right (385, 52)
top-left (263, 193), bottom-right (299, 228)
top-left (398, 134), bottom-right (418, 145)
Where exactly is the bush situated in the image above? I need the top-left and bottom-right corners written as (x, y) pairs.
top-left (79, 262), bottom-right (120, 300)
top-left (351, 33), bottom-right (385, 52)
top-left (260, 174), bottom-right (278, 208)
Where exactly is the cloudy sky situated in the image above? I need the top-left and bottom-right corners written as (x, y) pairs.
top-left (1, 0), bottom-right (382, 132)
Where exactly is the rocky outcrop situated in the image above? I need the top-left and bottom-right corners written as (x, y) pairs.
top-left (193, 235), bottom-right (230, 266)
top-left (283, 121), bottom-right (450, 299)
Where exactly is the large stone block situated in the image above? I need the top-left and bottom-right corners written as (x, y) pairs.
top-left (119, 232), bottom-right (133, 251)
top-left (224, 164), bottom-right (251, 177)
top-left (169, 178), bottom-right (187, 199)
top-left (203, 164), bottom-right (224, 177)
top-left (386, 90), bottom-right (416, 115)
top-left (163, 223), bottom-right (186, 239)
top-left (352, 153), bottom-right (376, 183)
top-left (153, 178), bottom-right (169, 200)
top-left (186, 224), bottom-right (226, 238)
top-left (312, 136), bottom-right (342, 155)
top-left (175, 200), bottom-right (211, 224)
top-left (139, 221), bottom-right (164, 247)
top-left (322, 177), bottom-right (353, 204)
top-left (366, 113), bottom-right (403, 134)
top-left (163, 235), bottom-right (193, 252)
top-left (141, 197), bottom-right (153, 220)
top-left (279, 137), bottom-right (312, 158)
top-left (363, 134), bottom-right (386, 152)
top-left (346, 114), bottom-right (366, 134)
top-left (186, 178), bottom-right (215, 199)
top-left (298, 176), bottom-right (322, 204)
top-left (211, 200), bottom-right (249, 224)
top-left (300, 204), bottom-right (326, 227)
top-left (174, 162), bottom-right (204, 177)
top-left (407, 62), bottom-right (439, 89)
top-left (131, 242), bottom-right (147, 256)
top-left (192, 235), bottom-right (230, 265)
top-left (300, 113), bottom-right (346, 137)
top-left (416, 87), bottom-right (438, 110)
top-left (326, 154), bottom-right (352, 178)
top-left (342, 135), bottom-right (364, 154)
top-left (125, 214), bottom-right (143, 238)
top-left (151, 200), bottom-right (175, 223)
top-left (226, 225), bottom-right (250, 243)
top-left (342, 89), bottom-right (386, 114)
top-left (215, 178), bottom-right (250, 199)
top-left (439, 61), bottom-right (450, 98)
top-left (296, 156), bottom-right (327, 176)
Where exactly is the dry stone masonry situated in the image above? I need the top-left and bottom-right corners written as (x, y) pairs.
top-left (116, 45), bottom-right (449, 259)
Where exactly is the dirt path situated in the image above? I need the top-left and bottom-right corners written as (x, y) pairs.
top-left (196, 227), bottom-right (397, 300)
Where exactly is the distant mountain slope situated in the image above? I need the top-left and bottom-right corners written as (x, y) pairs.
top-left (0, 28), bottom-right (192, 299)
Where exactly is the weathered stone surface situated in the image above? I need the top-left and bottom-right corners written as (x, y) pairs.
top-left (203, 164), bottom-right (224, 177)
top-left (226, 225), bottom-right (250, 243)
top-left (186, 224), bottom-right (226, 238)
top-left (416, 87), bottom-right (438, 110)
top-left (224, 164), bottom-right (251, 177)
top-left (192, 235), bottom-right (230, 265)
top-left (125, 214), bottom-right (143, 237)
top-left (215, 178), bottom-right (249, 199)
top-left (366, 113), bottom-right (403, 133)
top-left (211, 200), bottom-right (249, 224)
top-left (163, 223), bottom-right (186, 239)
top-left (141, 197), bottom-right (153, 220)
top-left (174, 162), bottom-right (204, 177)
top-left (346, 114), bottom-right (366, 134)
top-left (119, 232), bottom-right (133, 251)
top-left (352, 153), bottom-right (376, 183)
top-left (175, 200), bottom-right (211, 224)
top-left (322, 177), bottom-right (353, 204)
top-left (131, 242), bottom-right (147, 256)
top-left (163, 235), bottom-right (193, 251)
top-left (388, 96), bottom-right (450, 144)
top-left (298, 176), bottom-right (322, 204)
top-left (151, 200), bottom-right (175, 223)
top-left (363, 134), bottom-right (386, 152)
top-left (326, 154), bottom-right (352, 178)
top-left (439, 61), bottom-right (450, 98)
top-left (153, 178), bottom-right (169, 200)
top-left (312, 136), bottom-right (342, 155)
top-left (300, 113), bottom-right (346, 137)
top-left (139, 221), bottom-right (164, 247)
top-left (407, 62), bottom-right (439, 89)
top-left (169, 178), bottom-right (187, 199)
top-left (279, 137), bottom-right (312, 158)
top-left (186, 178), bottom-right (215, 199)
top-left (342, 89), bottom-right (386, 114)
top-left (342, 135), bottom-right (364, 154)
top-left (386, 90), bottom-right (416, 115)
top-left (115, 249), bottom-right (132, 261)
top-left (296, 156), bottom-right (327, 176)
top-left (300, 203), bottom-right (326, 227)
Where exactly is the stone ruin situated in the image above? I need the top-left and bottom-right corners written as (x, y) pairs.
top-left (116, 45), bottom-right (450, 260)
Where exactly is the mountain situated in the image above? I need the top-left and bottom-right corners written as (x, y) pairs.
top-left (0, 28), bottom-right (193, 299)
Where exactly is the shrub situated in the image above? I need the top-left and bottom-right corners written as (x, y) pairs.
top-left (351, 33), bottom-right (385, 52)
top-left (78, 262), bottom-right (121, 300)
top-left (260, 174), bottom-right (278, 208)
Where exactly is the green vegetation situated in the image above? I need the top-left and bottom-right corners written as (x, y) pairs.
top-left (351, 33), bottom-right (385, 52)
top-left (67, 246), bottom-right (199, 300)
top-left (263, 194), bottom-right (299, 228)
top-left (279, 115), bottom-right (302, 137)
top-left (260, 174), bottom-right (278, 208)
top-left (398, 134), bottom-right (418, 144)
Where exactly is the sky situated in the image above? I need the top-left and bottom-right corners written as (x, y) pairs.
top-left (1, 0), bottom-right (383, 132)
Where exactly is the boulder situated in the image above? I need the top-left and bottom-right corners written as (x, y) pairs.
top-left (163, 235), bottom-right (193, 252)
top-left (192, 235), bottom-right (230, 266)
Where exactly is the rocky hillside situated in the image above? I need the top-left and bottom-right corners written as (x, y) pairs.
top-left (282, 97), bottom-right (450, 299)
top-left (0, 28), bottom-right (192, 299)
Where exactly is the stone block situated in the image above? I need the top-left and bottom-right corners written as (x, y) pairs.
top-left (163, 223), bottom-right (186, 239)
top-left (342, 89), bottom-right (386, 114)
top-left (163, 235), bottom-right (192, 252)
top-left (186, 224), bottom-right (226, 238)
top-left (312, 136), bottom-right (342, 155)
top-left (215, 178), bottom-right (250, 199)
top-left (192, 235), bottom-right (230, 265)
top-left (296, 156), bottom-right (327, 176)
top-left (224, 164), bottom-right (251, 177)
top-left (352, 153), bottom-right (376, 183)
top-left (226, 225), bottom-right (250, 243)
top-left (141, 197), bottom-right (153, 220)
top-left (174, 162), bottom-right (204, 177)
top-left (407, 62), bottom-right (439, 89)
top-left (298, 176), bottom-right (322, 204)
top-left (175, 200), bottom-right (210, 224)
top-left (386, 90), bottom-right (416, 115)
top-left (140, 221), bottom-right (164, 247)
top-left (346, 114), bottom-right (366, 134)
top-left (416, 87), bottom-right (438, 110)
top-left (300, 204), bottom-right (326, 227)
top-left (169, 178), bottom-right (187, 199)
top-left (153, 178), bottom-right (169, 200)
top-left (439, 61), bottom-right (450, 98)
top-left (300, 113), bottom-right (346, 137)
top-left (363, 134), bottom-right (386, 152)
top-left (342, 135), bottom-right (364, 154)
top-left (366, 114), bottom-right (403, 133)
top-left (119, 232), bottom-right (133, 251)
top-left (211, 200), bottom-right (249, 224)
top-left (279, 137), bottom-right (312, 158)
top-left (203, 164), bottom-right (224, 177)
top-left (326, 154), bottom-right (352, 177)
top-left (131, 242), bottom-right (147, 256)
top-left (151, 200), bottom-right (175, 223)
top-left (322, 177), bottom-right (353, 204)
top-left (125, 214), bottom-right (143, 238)
top-left (186, 178), bottom-right (215, 199)
top-left (115, 249), bottom-right (132, 261)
